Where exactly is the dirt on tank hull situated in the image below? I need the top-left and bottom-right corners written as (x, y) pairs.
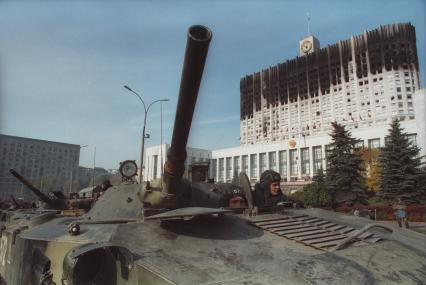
top-left (2, 198), bottom-right (425, 285)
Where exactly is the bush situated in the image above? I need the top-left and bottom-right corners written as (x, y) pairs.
top-left (302, 182), bottom-right (331, 207)
top-left (367, 196), bottom-right (387, 205)
top-left (290, 191), bottom-right (304, 205)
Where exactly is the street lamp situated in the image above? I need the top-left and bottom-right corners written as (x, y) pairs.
top-left (69, 145), bottom-right (88, 194)
top-left (124, 85), bottom-right (169, 182)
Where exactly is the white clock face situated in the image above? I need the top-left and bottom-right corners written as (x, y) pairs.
top-left (301, 40), bottom-right (313, 53)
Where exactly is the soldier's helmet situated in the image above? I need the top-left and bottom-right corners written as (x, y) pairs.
top-left (259, 170), bottom-right (281, 191)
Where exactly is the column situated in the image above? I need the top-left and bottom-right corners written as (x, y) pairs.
top-left (248, 154), bottom-right (252, 181)
top-left (309, 146), bottom-right (314, 178)
top-left (257, 152), bottom-right (261, 179)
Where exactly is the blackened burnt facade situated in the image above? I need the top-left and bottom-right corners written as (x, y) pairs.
top-left (240, 23), bottom-right (420, 144)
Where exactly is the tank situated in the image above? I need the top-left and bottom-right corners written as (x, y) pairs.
top-left (0, 25), bottom-right (425, 285)
top-left (8, 169), bottom-right (94, 212)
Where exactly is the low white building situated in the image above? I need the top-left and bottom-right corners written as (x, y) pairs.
top-left (211, 115), bottom-right (423, 184)
top-left (144, 144), bottom-right (212, 181)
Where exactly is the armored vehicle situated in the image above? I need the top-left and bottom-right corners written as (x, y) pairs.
top-left (1, 25), bottom-right (425, 285)
top-left (7, 169), bottom-right (94, 213)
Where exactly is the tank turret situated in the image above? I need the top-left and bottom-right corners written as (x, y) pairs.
top-left (9, 169), bottom-right (94, 211)
top-left (9, 169), bottom-right (67, 209)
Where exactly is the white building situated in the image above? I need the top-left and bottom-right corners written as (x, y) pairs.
top-left (211, 112), bottom-right (422, 184)
top-left (240, 23), bottom-right (420, 145)
top-left (144, 144), bottom-right (212, 181)
top-left (145, 23), bottom-right (425, 188)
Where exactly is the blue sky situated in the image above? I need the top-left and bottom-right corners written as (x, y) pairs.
top-left (1, 0), bottom-right (425, 169)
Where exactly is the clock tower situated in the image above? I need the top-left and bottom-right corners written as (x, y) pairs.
top-left (299, 35), bottom-right (320, 56)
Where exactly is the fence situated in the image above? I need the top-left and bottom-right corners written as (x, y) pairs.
top-left (336, 205), bottom-right (426, 222)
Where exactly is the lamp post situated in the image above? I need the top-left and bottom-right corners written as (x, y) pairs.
top-left (124, 85), bottom-right (169, 182)
top-left (92, 146), bottom-right (96, 189)
top-left (69, 145), bottom-right (88, 194)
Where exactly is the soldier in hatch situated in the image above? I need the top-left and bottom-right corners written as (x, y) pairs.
top-left (252, 170), bottom-right (287, 207)
top-left (93, 179), bottom-right (113, 199)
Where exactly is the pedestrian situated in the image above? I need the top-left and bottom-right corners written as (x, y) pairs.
top-left (393, 198), bottom-right (409, 228)
top-left (353, 209), bottom-right (360, 217)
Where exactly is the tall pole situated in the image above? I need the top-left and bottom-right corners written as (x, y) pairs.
top-left (307, 12), bottom-right (311, 35)
top-left (160, 101), bottom-right (163, 186)
top-left (140, 111), bottom-right (147, 183)
top-left (124, 85), bottom-right (169, 183)
top-left (69, 165), bottom-right (73, 194)
top-left (92, 146), bottom-right (96, 188)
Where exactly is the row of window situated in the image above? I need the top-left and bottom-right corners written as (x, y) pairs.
top-left (212, 146), bottom-right (323, 182)
top-left (212, 134), bottom-right (417, 182)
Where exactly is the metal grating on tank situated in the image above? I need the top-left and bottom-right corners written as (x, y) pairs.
top-left (250, 214), bottom-right (383, 251)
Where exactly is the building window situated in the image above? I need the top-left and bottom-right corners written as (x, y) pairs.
top-left (153, 155), bottom-right (158, 179)
top-left (289, 149), bottom-right (298, 177)
top-left (368, 138), bottom-right (381, 149)
top-left (233, 156), bottom-right (240, 177)
top-left (210, 159), bottom-right (217, 180)
top-left (406, 134), bottom-right (417, 146)
top-left (325, 144), bottom-right (334, 164)
top-left (250, 154), bottom-right (257, 179)
top-left (354, 140), bottom-right (364, 150)
top-left (278, 151), bottom-right (287, 180)
top-left (312, 146), bottom-right (322, 175)
top-left (219, 158), bottom-right (224, 181)
top-left (259, 153), bottom-right (266, 174)
top-left (226, 157), bottom-right (232, 181)
top-left (301, 148), bottom-right (310, 176)
top-left (268, 152), bottom-right (276, 171)
top-left (242, 155), bottom-right (248, 175)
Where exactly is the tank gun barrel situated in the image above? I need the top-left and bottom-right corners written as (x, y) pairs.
top-left (163, 25), bottom-right (212, 198)
top-left (9, 169), bottom-right (66, 209)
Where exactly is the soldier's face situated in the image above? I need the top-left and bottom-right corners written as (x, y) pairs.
top-left (269, 182), bottom-right (280, 196)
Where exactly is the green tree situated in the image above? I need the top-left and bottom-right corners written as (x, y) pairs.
top-left (302, 168), bottom-right (331, 207)
top-left (326, 122), bottom-right (365, 209)
top-left (419, 167), bottom-right (426, 204)
top-left (378, 119), bottom-right (425, 202)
